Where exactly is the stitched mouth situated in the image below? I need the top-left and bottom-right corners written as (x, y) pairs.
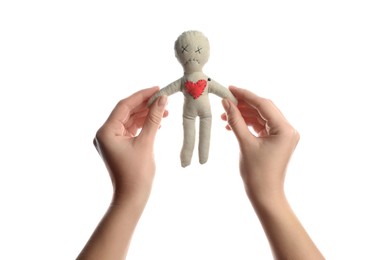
top-left (184, 58), bottom-right (200, 65)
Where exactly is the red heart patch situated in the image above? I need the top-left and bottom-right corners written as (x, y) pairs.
top-left (185, 80), bottom-right (207, 99)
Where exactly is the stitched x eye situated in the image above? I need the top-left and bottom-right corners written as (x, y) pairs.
top-left (195, 47), bottom-right (202, 54)
top-left (181, 45), bottom-right (189, 53)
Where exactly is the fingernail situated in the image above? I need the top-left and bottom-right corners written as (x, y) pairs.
top-left (158, 95), bottom-right (167, 108)
top-left (222, 99), bottom-right (231, 112)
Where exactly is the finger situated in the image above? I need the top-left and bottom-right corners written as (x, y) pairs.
top-left (126, 117), bottom-right (147, 137)
top-left (222, 107), bottom-right (266, 135)
top-left (238, 108), bottom-right (264, 123)
top-left (221, 113), bottom-right (231, 130)
top-left (127, 108), bottom-right (168, 128)
top-left (107, 86), bottom-right (159, 124)
top-left (163, 110), bottom-right (169, 118)
top-left (126, 86), bottom-right (160, 110)
top-left (123, 109), bottom-right (169, 138)
top-left (221, 113), bottom-right (227, 121)
top-left (229, 86), bottom-right (289, 135)
top-left (221, 98), bottom-right (253, 144)
top-left (124, 109), bottom-right (148, 128)
top-left (139, 95), bottom-right (168, 141)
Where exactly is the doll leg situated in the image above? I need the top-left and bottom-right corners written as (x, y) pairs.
top-left (181, 116), bottom-right (196, 167)
top-left (198, 115), bottom-right (212, 164)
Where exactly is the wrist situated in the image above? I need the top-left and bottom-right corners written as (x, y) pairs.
top-left (249, 193), bottom-right (292, 228)
top-left (111, 176), bottom-right (153, 203)
top-left (112, 189), bottom-right (151, 212)
top-left (246, 187), bottom-right (287, 213)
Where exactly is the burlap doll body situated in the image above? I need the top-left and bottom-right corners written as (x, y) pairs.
top-left (148, 31), bottom-right (237, 167)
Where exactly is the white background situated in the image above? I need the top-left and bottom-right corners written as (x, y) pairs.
top-left (1, 1), bottom-right (389, 259)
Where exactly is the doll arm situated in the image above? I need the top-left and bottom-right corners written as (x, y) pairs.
top-left (147, 78), bottom-right (182, 106)
top-left (208, 79), bottom-right (238, 104)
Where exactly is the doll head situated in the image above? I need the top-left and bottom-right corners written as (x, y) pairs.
top-left (174, 31), bottom-right (210, 74)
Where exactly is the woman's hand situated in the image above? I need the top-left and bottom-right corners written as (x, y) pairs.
top-left (221, 86), bottom-right (324, 260)
top-left (77, 87), bottom-right (167, 260)
top-left (94, 87), bottom-right (168, 205)
top-left (221, 86), bottom-right (299, 203)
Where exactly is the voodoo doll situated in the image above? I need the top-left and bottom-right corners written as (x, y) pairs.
top-left (148, 30), bottom-right (237, 167)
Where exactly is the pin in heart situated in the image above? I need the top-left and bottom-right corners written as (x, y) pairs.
top-left (185, 80), bottom-right (207, 99)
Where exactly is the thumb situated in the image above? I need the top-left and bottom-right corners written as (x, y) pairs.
top-left (222, 99), bottom-right (251, 144)
top-left (140, 95), bottom-right (167, 141)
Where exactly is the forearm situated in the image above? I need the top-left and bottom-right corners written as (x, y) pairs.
top-left (77, 200), bottom-right (145, 260)
top-left (250, 193), bottom-right (324, 260)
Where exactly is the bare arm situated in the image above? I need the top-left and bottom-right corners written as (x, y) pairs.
top-left (77, 202), bottom-right (144, 260)
top-left (208, 79), bottom-right (238, 104)
top-left (147, 78), bottom-right (182, 106)
top-left (221, 86), bottom-right (324, 260)
top-left (250, 193), bottom-right (323, 260)
top-left (77, 87), bottom-right (168, 260)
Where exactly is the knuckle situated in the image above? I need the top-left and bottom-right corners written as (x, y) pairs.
top-left (227, 114), bottom-right (240, 128)
top-left (284, 125), bottom-right (300, 145)
top-left (293, 129), bottom-right (300, 145)
top-left (148, 112), bottom-right (161, 126)
top-left (95, 128), bottom-right (105, 141)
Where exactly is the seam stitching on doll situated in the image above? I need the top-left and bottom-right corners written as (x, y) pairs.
top-left (181, 45), bottom-right (189, 53)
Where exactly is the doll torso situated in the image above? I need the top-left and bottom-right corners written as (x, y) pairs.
top-left (181, 72), bottom-right (211, 118)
